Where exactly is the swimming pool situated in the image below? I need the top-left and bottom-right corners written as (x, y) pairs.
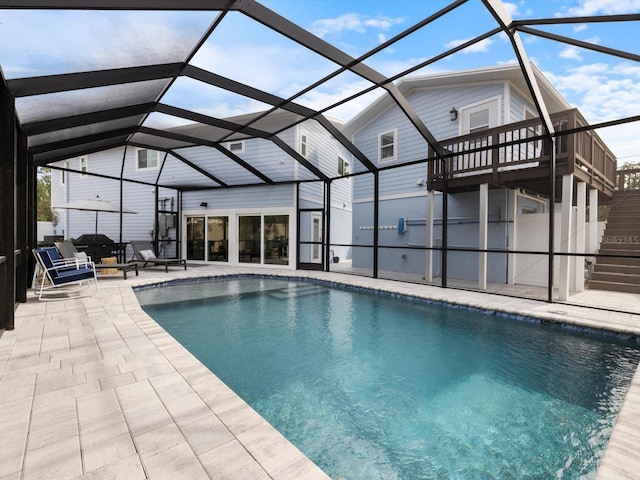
top-left (137, 277), bottom-right (640, 479)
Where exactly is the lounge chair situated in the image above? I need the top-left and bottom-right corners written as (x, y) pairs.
top-left (33, 246), bottom-right (98, 300)
top-left (55, 240), bottom-right (138, 279)
top-left (129, 241), bottom-right (187, 272)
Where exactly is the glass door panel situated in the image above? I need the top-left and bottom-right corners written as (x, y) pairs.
top-left (298, 209), bottom-right (324, 270)
top-left (186, 216), bottom-right (205, 260)
top-left (207, 216), bottom-right (228, 262)
top-left (264, 215), bottom-right (289, 265)
top-left (238, 216), bottom-right (261, 263)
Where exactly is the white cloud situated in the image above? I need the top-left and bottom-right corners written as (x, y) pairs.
top-left (311, 13), bottom-right (405, 39)
top-left (563, 0), bottom-right (640, 15)
top-left (573, 24), bottom-right (588, 32)
top-left (502, 2), bottom-right (520, 16)
top-left (445, 37), bottom-right (495, 53)
top-left (559, 46), bottom-right (583, 61)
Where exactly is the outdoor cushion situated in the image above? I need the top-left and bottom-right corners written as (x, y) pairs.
top-left (139, 249), bottom-right (156, 260)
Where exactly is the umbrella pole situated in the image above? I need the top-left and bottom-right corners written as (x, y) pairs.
top-left (95, 211), bottom-right (98, 235)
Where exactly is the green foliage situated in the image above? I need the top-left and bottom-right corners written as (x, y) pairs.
top-left (36, 168), bottom-right (59, 225)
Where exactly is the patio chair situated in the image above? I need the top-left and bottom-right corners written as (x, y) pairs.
top-left (129, 241), bottom-right (187, 272)
top-left (54, 240), bottom-right (92, 264)
top-left (33, 246), bottom-right (98, 300)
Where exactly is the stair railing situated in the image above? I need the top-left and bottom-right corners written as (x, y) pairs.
top-left (616, 167), bottom-right (640, 191)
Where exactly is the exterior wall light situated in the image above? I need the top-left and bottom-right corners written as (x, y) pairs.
top-left (449, 107), bottom-right (458, 121)
top-left (199, 202), bottom-right (208, 207)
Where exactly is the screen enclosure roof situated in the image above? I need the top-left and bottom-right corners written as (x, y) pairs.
top-left (1, 0), bottom-right (638, 191)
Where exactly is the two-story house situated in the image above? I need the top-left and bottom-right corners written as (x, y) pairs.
top-left (51, 109), bottom-right (353, 270)
top-left (342, 63), bottom-right (616, 299)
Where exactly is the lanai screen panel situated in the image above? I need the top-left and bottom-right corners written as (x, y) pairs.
top-left (158, 153), bottom-right (225, 190)
top-left (190, 11), bottom-right (343, 100)
top-left (27, 116), bottom-right (147, 149)
top-left (0, 10), bottom-right (216, 79)
top-left (15, 80), bottom-right (172, 125)
top-left (32, 137), bottom-right (132, 166)
top-left (160, 77), bottom-right (273, 122)
top-left (172, 145), bottom-right (267, 187)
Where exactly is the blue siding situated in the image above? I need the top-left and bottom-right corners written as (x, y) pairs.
top-left (183, 184), bottom-right (294, 210)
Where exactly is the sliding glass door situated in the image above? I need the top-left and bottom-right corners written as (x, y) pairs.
top-left (186, 217), bottom-right (205, 260)
top-left (207, 216), bottom-right (228, 262)
top-left (238, 215), bottom-right (261, 264)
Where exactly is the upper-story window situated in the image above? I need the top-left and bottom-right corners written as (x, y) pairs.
top-left (299, 130), bottom-right (308, 158)
top-left (227, 140), bottom-right (245, 154)
top-left (79, 156), bottom-right (88, 176)
top-left (468, 109), bottom-right (490, 133)
top-left (338, 156), bottom-right (350, 176)
top-left (460, 97), bottom-right (499, 135)
top-left (379, 129), bottom-right (396, 162)
top-left (136, 148), bottom-right (160, 171)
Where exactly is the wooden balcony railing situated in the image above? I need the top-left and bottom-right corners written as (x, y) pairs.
top-left (427, 108), bottom-right (617, 196)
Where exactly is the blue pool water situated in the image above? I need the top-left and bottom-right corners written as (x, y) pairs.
top-left (137, 278), bottom-right (640, 480)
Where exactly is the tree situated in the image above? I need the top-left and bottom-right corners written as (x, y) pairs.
top-left (37, 167), bottom-right (59, 225)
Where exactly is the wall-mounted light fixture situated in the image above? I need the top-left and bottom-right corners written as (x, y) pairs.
top-left (416, 178), bottom-right (425, 186)
top-left (199, 202), bottom-right (208, 208)
top-left (449, 107), bottom-right (458, 121)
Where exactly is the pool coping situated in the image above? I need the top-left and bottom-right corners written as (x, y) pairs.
top-left (3, 265), bottom-right (640, 479)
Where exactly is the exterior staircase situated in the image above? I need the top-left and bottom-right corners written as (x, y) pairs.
top-left (589, 189), bottom-right (640, 294)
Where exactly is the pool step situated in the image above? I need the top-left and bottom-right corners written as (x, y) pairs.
top-left (268, 284), bottom-right (326, 300)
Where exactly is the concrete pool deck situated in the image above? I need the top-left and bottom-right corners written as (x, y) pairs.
top-left (1, 265), bottom-right (639, 480)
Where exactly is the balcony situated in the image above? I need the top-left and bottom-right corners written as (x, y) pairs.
top-left (427, 108), bottom-right (617, 198)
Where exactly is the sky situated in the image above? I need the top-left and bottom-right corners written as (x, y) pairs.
top-left (0, 0), bottom-right (639, 162)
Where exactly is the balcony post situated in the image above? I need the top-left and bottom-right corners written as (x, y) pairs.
top-left (588, 188), bottom-right (599, 256)
top-left (574, 182), bottom-right (586, 293)
top-left (559, 173), bottom-right (574, 301)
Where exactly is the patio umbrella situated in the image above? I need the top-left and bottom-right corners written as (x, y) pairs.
top-left (53, 195), bottom-right (138, 235)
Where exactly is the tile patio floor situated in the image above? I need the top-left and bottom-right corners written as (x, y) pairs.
top-left (1, 264), bottom-right (639, 479)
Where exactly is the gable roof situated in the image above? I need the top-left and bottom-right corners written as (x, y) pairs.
top-left (342, 63), bottom-right (572, 138)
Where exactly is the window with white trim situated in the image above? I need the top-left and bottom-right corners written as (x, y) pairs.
top-left (79, 156), bottom-right (88, 176)
top-left (227, 140), bottom-right (245, 154)
top-left (461, 97), bottom-right (499, 135)
top-left (136, 148), bottom-right (160, 170)
top-left (379, 129), bottom-right (396, 162)
top-left (338, 156), bottom-right (350, 176)
top-left (299, 130), bottom-right (308, 158)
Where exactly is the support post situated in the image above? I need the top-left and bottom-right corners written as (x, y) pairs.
top-left (478, 183), bottom-right (488, 290)
top-left (325, 181), bottom-right (331, 272)
top-left (0, 78), bottom-right (16, 329)
top-left (373, 172), bottom-right (379, 278)
top-left (588, 188), bottom-right (599, 255)
top-left (559, 174), bottom-right (574, 301)
top-left (574, 182), bottom-right (586, 292)
top-left (425, 189), bottom-right (434, 282)
top-left (507, 188), bottom-right (517, 284)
